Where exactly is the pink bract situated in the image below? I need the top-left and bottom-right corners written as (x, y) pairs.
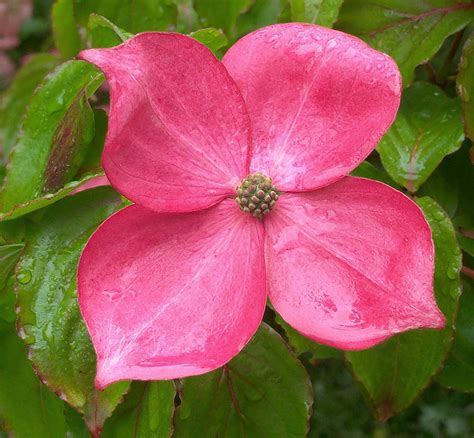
top-left (77, 24), bottom-right (445, 390)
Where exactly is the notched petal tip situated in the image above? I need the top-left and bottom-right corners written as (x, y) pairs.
top-left (77, 48), bottom-right (107, 67)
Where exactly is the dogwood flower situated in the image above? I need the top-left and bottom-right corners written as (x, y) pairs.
top-left (77, 24), bottom-right (445, 389)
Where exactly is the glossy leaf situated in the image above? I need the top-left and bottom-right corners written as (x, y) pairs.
top-left (190, 28), bottom-right (228, 53)
top-left (0, 54), bottom-right (59, 156)
top-left (0, 320), bottom-right (68, 437)
top-left (174, 323), bottom-right (312, 437)
top-left (377, 82), bottom-right (464, 192)
top-left (78, 109), bottom-right (108, 175)
top-left (351, 160), bottom-right (401, 189)
top-left (120, 0), bottom-right (177, 33)
top-left (0, 61), bottom-right (102, 218)
top-left (102, 381), bottom-right (175, 437)
top-left (175, 0), bottom-right (199, 33)
top-left (0, 278), bottom-right (16, 323)
top-left (194, 0), bottom-right (252, 36)
top-left (0, 219), bottom-right (25, 246)
top-left (419, 142), bottom-right (474, 223)
top-left (88, 13), bottom-right (133, 48)
top-left (75, 0), bottom-right (177, 34)
top-left (16, 187), bottom-right (129, 435)
top-left (275, 314), bottom-right (342, 361)
top-left (289, 0), bottom-right (343, 27)
top-left (0, 243), bottom-right (23, 289)
top-left (236, 0), bottom-right (287, 37)
top-left (337, 0), bottom-right (474, 85)
top-left (346, 197), bottom-right (462, 420)
top-left (52, 0), bottom-right (82, 59)
top-left (457, 31), bottom-right (474, 140)
top-left (437, 279), bottom-right (474, 392)
top-left (0, 174), bottom-right (106, 222)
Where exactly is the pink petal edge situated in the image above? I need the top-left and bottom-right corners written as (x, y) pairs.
top-left (264, 177), bottom-right (445, 350)
top-left (69, 175), bottom-right (110, 196)
top-left (223, 23), bottom-right (401, 193)
top-left (78, 33), bottom-right (251, 213)
top-left (77, 200), bottom-right (266, 389)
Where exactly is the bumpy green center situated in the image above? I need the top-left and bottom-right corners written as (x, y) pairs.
top-left (235, 173), bottom-right (279, 219)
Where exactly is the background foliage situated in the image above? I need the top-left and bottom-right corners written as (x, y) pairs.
top-left (0, 0), bottom-right (473, 436)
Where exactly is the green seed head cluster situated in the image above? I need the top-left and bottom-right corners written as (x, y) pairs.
top-left (235, 173), bottom-right (279, 219)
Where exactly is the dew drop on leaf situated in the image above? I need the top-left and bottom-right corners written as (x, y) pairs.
top-left (16, 270), bottom-right (32, 285)
top-left (446, 265), bottom-right (460, 280)
top-left (449, 284), bottom-right (461, 299)
top-left (432, 209), bottom-right (444, 221)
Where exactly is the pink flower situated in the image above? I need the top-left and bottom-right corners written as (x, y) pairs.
top-left (77, 24), bottom-right (445, 389)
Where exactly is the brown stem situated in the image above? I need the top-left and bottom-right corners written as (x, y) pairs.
top-left (440, 29), bottom-right (465, 85)
top-left (459, 228), bottom-right (474, 239)
top-left (424, 62), bottom-right (439, 85)
top-left (461, 265), bottom-right (474, 280)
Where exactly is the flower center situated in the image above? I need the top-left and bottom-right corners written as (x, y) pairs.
top-left (235, 173), bottom-right (279, 219)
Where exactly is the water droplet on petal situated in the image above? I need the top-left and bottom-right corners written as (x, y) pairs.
top-left (104, 290), bottom-right (122, 302)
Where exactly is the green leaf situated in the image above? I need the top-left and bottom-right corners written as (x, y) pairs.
top-left (419, 142), bottom-right (474, 222)
top-left (275, 314), bottom-right (342, 360)
top-left (175, 0), bottom-right (199, 33)
top-left (15, 187), bottom-right (129, 435)
top-left (78, 109), bottom-right (108, 175)
top-left (190, 28), bottom-right (228, 53)
top-left (52, 0), bottom-right (82, 59)
top-left (0, 278), bottom-right (16, 323)
top-left (0, 320), bottom-right (68, 437)
top-left (125, 0), bottom-right (177, 33)
top-left (0, 54), bottom-right (59, 157)
top-left (0, 244), bottom-right (24, 290)
top-left (174, 323), bottom-right (312, 436)
top-left (419, 141), bottom-right (474, 258)
top-left (194, 0), bottom-right (253, 37)
top-left (0, 174), bottom-right (106, 222)
top-left (72, 0), bottom-right (97, 26)
top-left (351, 160), bottom-right (401, 189)
top-left (337, 0), bottom-right (474, 85)
top-left (76, 0), bottom-right (177, 34)
top-left (346, 197), bottom-right (462, 420)
top-left (289, 0), bottom-right (343, 27)
top-left (102, 381), bottom-right (176, 437)
top-left (63, 405), bottom-right (92, 437)
top-left (0, 219), bottom-right (25, 246)
top-left (457, 31), bottom-right (474, 140)
top-left (458, 232), bottom-right (474, 257)
top-left (437, 279), bottom-right (474, 392)
top-left (377, 82), bottom-right (464, 193)
top-left (0, 61), bottom-right (103, 218)
top-left (236, 0), bottom-right (287, 37)
top-left (88, 13), bottom-right (134, 48)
